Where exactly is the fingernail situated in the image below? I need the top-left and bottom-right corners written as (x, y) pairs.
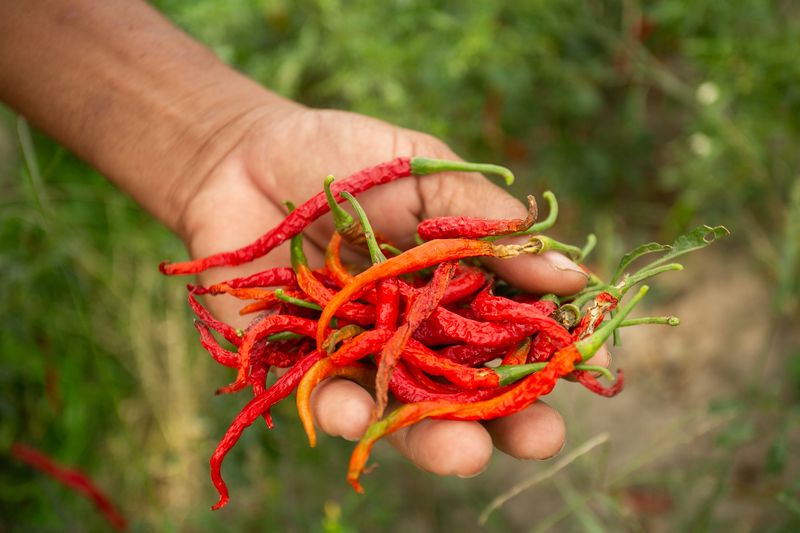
top-left (543, 252), bottom-right (588, 279)
top-left (457, 465), bottom-right (488, 479)
top-left (538, 438), bottom-right (567, 462)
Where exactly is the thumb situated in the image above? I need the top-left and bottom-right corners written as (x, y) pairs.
top-left (415, 145), bottom-right (587, 296)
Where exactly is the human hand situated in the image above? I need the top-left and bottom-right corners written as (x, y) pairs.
top-left (178, 106), bottom-right (610, 478)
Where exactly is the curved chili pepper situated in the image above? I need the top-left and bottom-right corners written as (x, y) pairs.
top-left (291, 232), bottom-right (375, 325)
top-left (402, 339), bottom-right (499, 389)
top-left (501, 338), bottom-right (532, 366)
top-left (161, 158), bottom-right (513, 275)
top-left (211, 350), bottom-right (323, 510)
top-left (324, 232), bottom-right (353, 286)
top-left (436, 344), bottom-right (506, 366)
top-left (11, 443), bottom-right (128, 531)
top-left (439, 264), bottom-right (488, 305)
top-left (471, 287), bottom-right (557, 321)
top-left (192, 267), bottom-right (297, 295)
top-left (188, 293), bottom-right (241, 347)
top-left (374, 278), bottom-right (400, 330)
top-left (329, 329), bottom-right (394, 366)
top-left (248, 361), bottom-right (274, 429)
top-left (373, 261), bottom-right (457, 419)
top-left (219, 315), bottom-right (317, 395)
top-left (574, 369), bottom-right (625, 397)
top-left (389, 361), bottom-right (506, 403)
top-left (416, 195), bottom-right (537, 240)
top-left (194, 319), bottom-right (238, 368)
top-left (296, 358), bottom-right (377, 447)
top-left (321, 324), bottom-right (366, 353)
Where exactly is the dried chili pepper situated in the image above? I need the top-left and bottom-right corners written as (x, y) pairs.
top-left (188, 293), bottom-right (241, 347)
top-left (219, 315), bottom-right (317, 395)
top-left (192, 267), bottom-right (297, 295)
top-left (160, 158), bottom-right (514, 275)
top-left (501, 338), bottom-right (532, 366)
top-left (211, 350), bottom-right (324, 510)
top-left (11, 443), bottom-right (128, 531)
top-left (373, 261), bottom-right (457, 419)
top-left (416, 195), bottom-right (537, 240)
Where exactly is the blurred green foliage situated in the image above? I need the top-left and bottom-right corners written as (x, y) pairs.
top-left (2, 0), bottom-right (799, 531)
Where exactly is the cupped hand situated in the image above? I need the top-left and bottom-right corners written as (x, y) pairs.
top-left (178, 106), bottom-right (608, 477)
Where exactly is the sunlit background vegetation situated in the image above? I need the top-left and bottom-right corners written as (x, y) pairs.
top-left (2, 1), bottom-right (798, 530)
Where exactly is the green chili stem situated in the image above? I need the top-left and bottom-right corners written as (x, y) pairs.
top-left (619, 316), bottom-right (680, 327)
top-left (410, 157), bottom-right (515, 186)
top-left (533, 236), bottom-right (583, 261)
top-left (573, 364), bottom-right (614, 381)
top-left (274, 288), bottom-right (322, 311)
top-left (267, 331), bottom-right (305, 342)
top-left (340, 191), bottom-right (386, 265)
top-left (379, 243), bottom-right (404, 256)
top-left (324, 175), bottom-right (355, 233)
top-left (578, 233), bottom-right (597, 263)
top-left (622, 263), bottom-right (683, 294)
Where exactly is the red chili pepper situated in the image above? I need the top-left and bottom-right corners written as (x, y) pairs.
top-left (161, 158), bottom-right (514, 275)
top-left (329, 329), bottom-right (394, 366)
top-left (402, 339), bottom-right (500, 389)
top-left (439, 264), bottom-right (488, 305)
top-left (211, 350), bottom-right (324, 510)
top-left (501, 338), bottom-right (532, 366)
top-left (11, 443), bottom-right (128, 531)
top-left (248, 361), bottom-right (274, 429)
top-left (292, 232), bottom-right (375, 325)
top-left (471, 287), bottom-right (557, 321)
top-left (193, 319), bottom-right (239, 368)
top-left (416, 195), bottom-right (537, 240)
top-left (436, 344), bottom-right (507, 366)
top-left (373, 261), bottom-right (457, 419)
top-left (218, 315), bottom-right (317, 395)
top-left (575, 369), bottom-right (625, 397)
top-left (188, 293), bottom-right (241, 347)
top-left (389, 361), bottom-right (506, 403)
top-left (374, 278), bottom-right (400, 330)
top-left (192, 267), bottom-right (297, 295)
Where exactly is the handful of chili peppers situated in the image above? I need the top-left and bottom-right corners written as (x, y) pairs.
top-left (158, 157), bottom-right (728, 510)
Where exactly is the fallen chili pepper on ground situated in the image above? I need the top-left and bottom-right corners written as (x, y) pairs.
top-left (157, 156), bottom-right (728, 508)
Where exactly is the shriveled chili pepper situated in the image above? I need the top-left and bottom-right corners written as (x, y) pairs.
top-left (416, 195), bottom-right (537, 240)
top-left (373, 261), bottom-right (457, 419)
top-left (194, 319), bottom-right (238, 368)
top-left (439, 264), bottom-right (488, 305)
top-left (471, 287), bottom-right (557, 321)
top-left (11, 443), bottom-right (128, 531)
top-left (248, 361), bottom-right (274, 429)
top-left (436, 344), bottom-right (507, 366)
top-left (316, 237), bottom-right (555, 347)
top-left (322, 324), bottom-right (366, 353)
top-left (575, 369), bottom-right (625, 397)
top-left (219, 315), bottom-right (317, 395)
top-left (374, 279), bottom-right (400, 329)
top-left (296, 357), bottom-right (377, 447)
top-left (329, 329), bottom-right (394, 366)
top-left (402, 338), bottom-right (500, 389)
top-left (389, 362), bottom-right (507, 404)
top-left (501, 338), bottom-right (532, 366)
top-left (414, 306), bottom-right (561, 348)
top-left (211, 350), bottom-right (324, 510)
top-left (192, 267), bottom-right (297, 295)
top-left (291, 232), bottom-right (375, 325)
top-left (324, 232), bottom-right (353, 286)
top-left (188, 293), bottom-right (241, 347)
top-left (346, 286), bottom-right (649, 492)
top-left (161, 158), bottom-right (514, 275)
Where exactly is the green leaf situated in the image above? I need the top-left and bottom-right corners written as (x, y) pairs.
top-left (611, 242), bottom-right (671, 283)
top-left (613, 225), bottom-right (729, 283)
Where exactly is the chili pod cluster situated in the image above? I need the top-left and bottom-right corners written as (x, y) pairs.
top-left (159, 157), bottom-right (728, 509)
